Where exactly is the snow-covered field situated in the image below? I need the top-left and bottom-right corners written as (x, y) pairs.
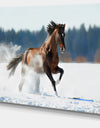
top-left (0, 62), bottom-right (100, 114)
top-left (0, 42), bottom-right (100, 114)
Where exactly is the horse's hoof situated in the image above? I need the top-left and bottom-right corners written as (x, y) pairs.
top-left (56, 79), bottom-right (60, 85)
top-left (19, 89), bottom-right (21, 92)
top-left (55, 91), bottom-right (58, 96)
top-left (19, 87), bottom-right (22, 92)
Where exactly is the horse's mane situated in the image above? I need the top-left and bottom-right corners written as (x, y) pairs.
top-left (47, 21), bottom-right (57, 35)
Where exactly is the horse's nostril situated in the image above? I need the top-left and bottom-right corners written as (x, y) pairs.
top-left (60, 47), bottom-right (65, 53)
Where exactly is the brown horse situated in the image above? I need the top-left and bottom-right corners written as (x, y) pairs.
top-left (7, 21), bottom-right (66, 96)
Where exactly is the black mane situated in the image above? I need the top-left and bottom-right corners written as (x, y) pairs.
top-left (47, 21), bottom-right (57, 35)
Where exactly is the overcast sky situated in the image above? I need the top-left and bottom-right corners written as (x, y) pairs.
top-left (0, 0), bottom-right (100, 31)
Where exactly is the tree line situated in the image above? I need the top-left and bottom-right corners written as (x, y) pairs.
top-left (0, 24), bottom-right (100, 62)
top-left (66, 24), bottom-right (100, 62)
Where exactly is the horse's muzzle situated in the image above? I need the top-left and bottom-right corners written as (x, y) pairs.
top-left (60, 47), bottom-right (65, 53)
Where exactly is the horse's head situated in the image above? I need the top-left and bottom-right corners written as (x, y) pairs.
top-left (47, 21), bottom-right (66, 53)
top-left (56, 24), bottom-right (66, 53)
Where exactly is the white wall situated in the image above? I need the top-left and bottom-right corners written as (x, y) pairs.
top-left (0, 103), bottom-right (100, 128)
top-left (0, 0), bottom-right (100, 6)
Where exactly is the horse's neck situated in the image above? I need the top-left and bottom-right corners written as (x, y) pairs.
top-left (48, 31), bottom-right (58, 52)
top-left (41, 30), bottom-right (58, 55)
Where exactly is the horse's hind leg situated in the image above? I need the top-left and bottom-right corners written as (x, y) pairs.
top-left (44, 62), bottom-right (58, 96)
top-left (19, 66), bottom-right (26, 92)
top-left (55, 66), bottom-right (64, 85)
top-left (19, 78), bottom-right (24, 92)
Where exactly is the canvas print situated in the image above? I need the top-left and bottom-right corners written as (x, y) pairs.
top-left (0, 2), bottom-right (100, 114)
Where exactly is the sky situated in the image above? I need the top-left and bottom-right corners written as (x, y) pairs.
top-left (0, 0), bottom-right (100, 31)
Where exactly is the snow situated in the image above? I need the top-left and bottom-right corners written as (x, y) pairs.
top-left (0, 62), bottom-right (100, 114)
top-left (0, 91), bottom-right (100, 114)
top-left (40, 63), bottom-right (100, 100)
top-left (58, 63), bottom-right (100, 99)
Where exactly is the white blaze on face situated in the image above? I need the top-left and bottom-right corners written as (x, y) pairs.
top-left (62, 33), bottom-right (64, 37)
top-left (30, 55), bottom-right (43, 73)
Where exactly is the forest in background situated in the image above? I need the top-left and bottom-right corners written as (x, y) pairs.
top-left (0, 24), bottom-right (100, 63)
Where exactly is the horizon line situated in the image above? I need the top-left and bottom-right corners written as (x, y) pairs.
top-left (0, 23), bottom-right (100, 32)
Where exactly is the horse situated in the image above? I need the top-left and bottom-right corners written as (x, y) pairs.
top-left (7, 21), bottom-right (66, 96)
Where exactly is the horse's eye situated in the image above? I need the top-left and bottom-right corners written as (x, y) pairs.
top-left (58, 32), bottom-right (60, 35)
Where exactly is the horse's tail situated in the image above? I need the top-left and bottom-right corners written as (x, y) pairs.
top-left (7, 54), bottom-right (23, 76)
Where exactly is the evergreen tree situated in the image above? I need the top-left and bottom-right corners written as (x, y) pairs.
top-left (0, 24), bottom-right (100, 62)
top-left (73, 24), bottom-right (88, 58)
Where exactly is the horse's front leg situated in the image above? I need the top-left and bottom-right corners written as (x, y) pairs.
top-left (43, 62), bottom-right (58, 96)
top-left (55, 66), bottom-right (64, 85)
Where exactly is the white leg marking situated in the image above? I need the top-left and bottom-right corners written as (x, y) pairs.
top-left (56, 79), bottom-right (60, 85)
top-left (19, 78), bottom-right (24, 92)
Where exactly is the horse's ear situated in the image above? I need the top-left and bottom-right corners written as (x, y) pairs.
top-left (64, 24), bottom-right (66, 28)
